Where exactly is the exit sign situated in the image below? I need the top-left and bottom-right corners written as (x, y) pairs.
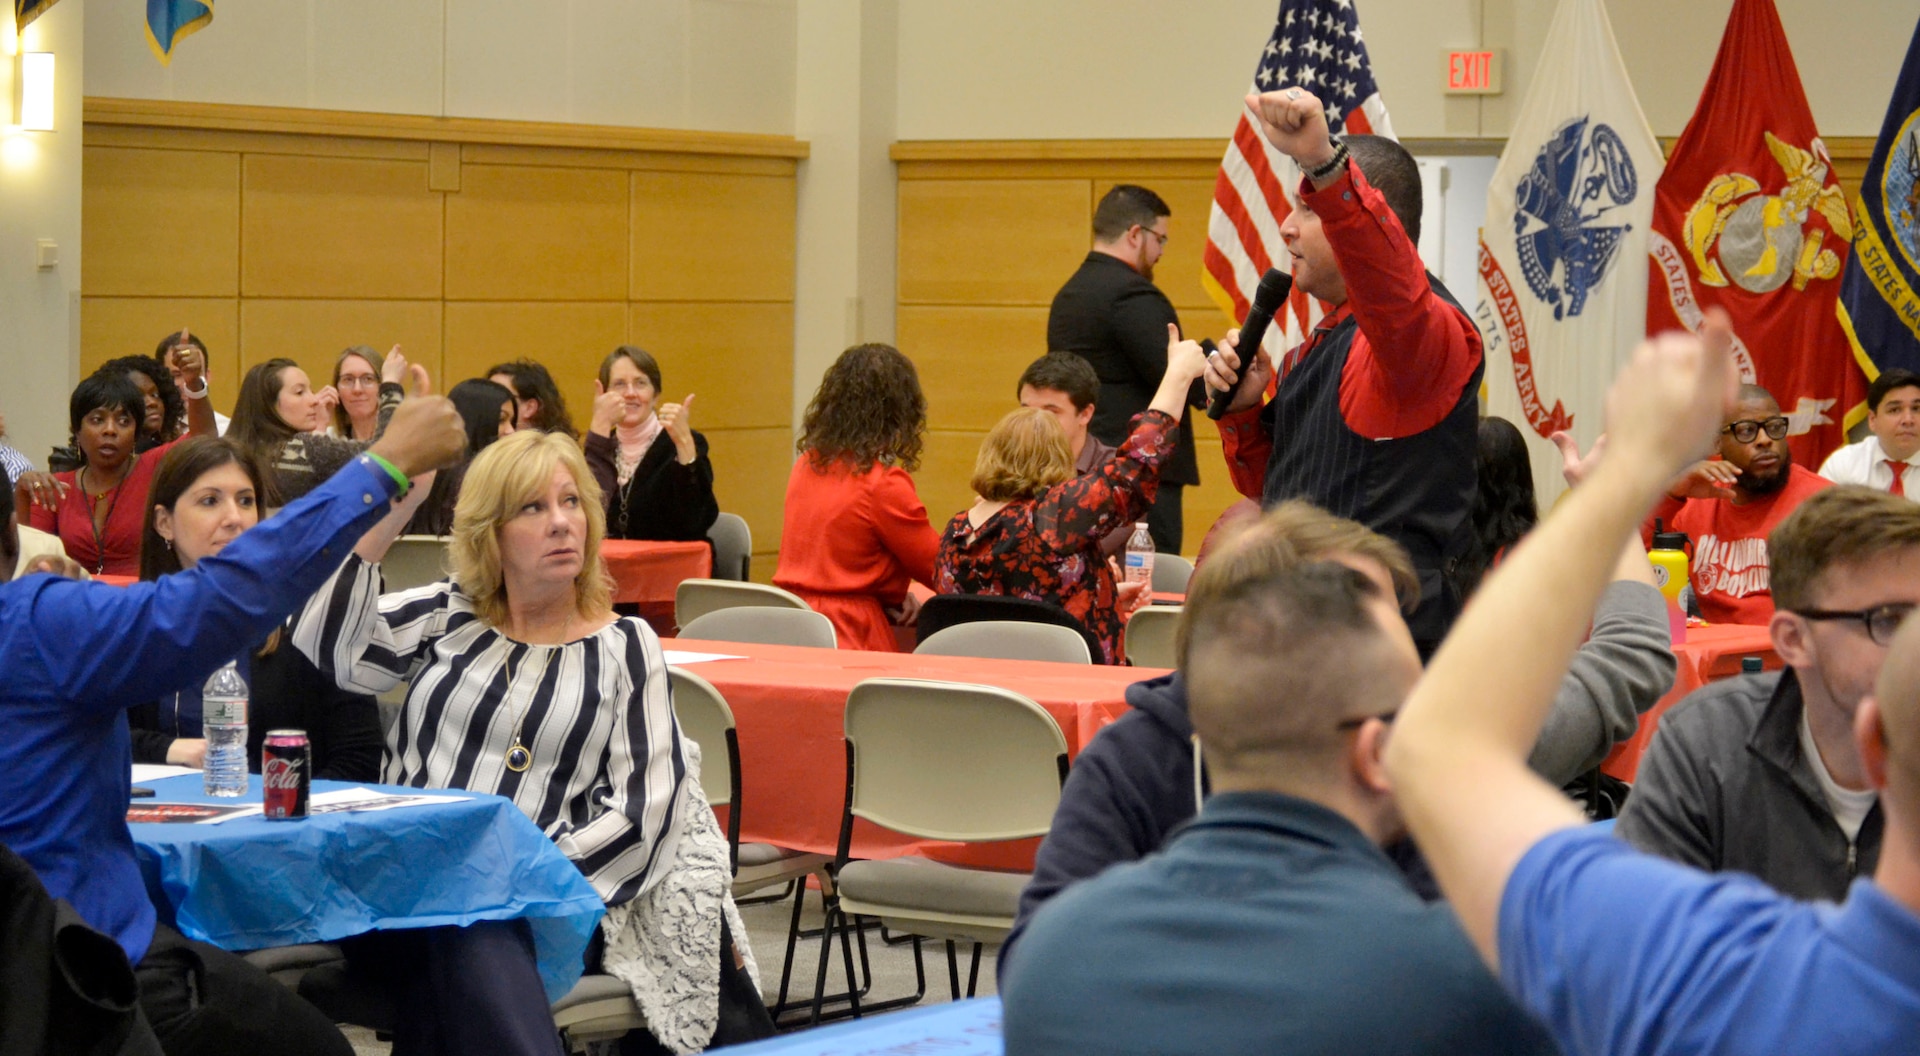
top-left (1443, 49), bottom-right (1504, 95)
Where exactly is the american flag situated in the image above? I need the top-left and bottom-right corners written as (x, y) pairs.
top-left (1202, 0), bottom-right (1395, 358)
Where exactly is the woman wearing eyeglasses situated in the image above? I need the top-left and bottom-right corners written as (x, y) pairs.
top-left (1640, 383), bottom-right (1833, 626)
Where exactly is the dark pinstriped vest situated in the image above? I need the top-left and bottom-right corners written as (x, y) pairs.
top-left (1260, 275), bottom-right (1481, 646)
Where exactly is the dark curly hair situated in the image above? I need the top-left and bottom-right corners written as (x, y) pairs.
top-left (486, 358), bottom-right (578, 440)
top-left (99, 354), bottom-right (186, 449)
top-left (1461, 416), bottom-right (1539, 598)
top-left (797, 343), bottom-right (926, 473)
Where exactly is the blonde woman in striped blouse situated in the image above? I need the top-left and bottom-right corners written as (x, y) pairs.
top-left (294, 429), bottom-right (772, 1053)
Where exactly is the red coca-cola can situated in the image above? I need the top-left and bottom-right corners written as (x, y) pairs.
top-left (262, 730), bottom-right (310, 820)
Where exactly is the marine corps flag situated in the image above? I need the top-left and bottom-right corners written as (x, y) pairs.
top-left (1478, 0), bottom-right (1662, 503)
top-left (1646, 0), bottom-right (1864, 468)
top-left (1838, 15), bottom-right (1920, 382)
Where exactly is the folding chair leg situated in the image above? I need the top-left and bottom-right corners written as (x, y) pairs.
top-left (945, 940), bottom-right (963, 1001)
top-left (736, 878), bottom-right (796, 908)
top-left (965, 942), bottom-right (983, 998)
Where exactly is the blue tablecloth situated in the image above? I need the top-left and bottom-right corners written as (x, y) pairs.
top-left (728, 998), bottom-right (1002, 1054)
top-left (131, 774), bottom-right (605, 1000)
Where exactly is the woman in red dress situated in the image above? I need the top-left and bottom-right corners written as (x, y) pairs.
top-left (934, 329), bottom-right (1209, 663)
top-left (15, 349), bottom-right (214, 576)
top-left (773, 344), bottom-right (940, 651)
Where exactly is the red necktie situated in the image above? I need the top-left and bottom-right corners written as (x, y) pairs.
top-left (1888, 460), bottom-right (1907, 498)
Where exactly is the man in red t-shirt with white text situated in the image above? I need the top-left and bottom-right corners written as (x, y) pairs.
top-left (1642, 383), bottom-right (1831, 625)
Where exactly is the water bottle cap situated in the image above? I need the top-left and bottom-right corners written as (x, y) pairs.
top-left (1742, 656), bottom-right (1764, 673)
top-left (1651, 531), bottom-right (1689, 551)
top-left (1134, 523), bottom-right (1147, 530)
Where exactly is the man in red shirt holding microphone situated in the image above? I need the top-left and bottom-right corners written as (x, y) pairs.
top-left (1206, 86), bottom-right (1483, 657)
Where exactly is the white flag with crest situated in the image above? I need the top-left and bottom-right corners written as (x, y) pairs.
top-left (1477, 0), bottom-right (1664, 505)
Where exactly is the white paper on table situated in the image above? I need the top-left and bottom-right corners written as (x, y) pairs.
top-left (663, 650), bottom-right (746, 666)
top-left (199, 786), bottom-right (471, 823)
top-left (131, 764), bottom-right (201, 783)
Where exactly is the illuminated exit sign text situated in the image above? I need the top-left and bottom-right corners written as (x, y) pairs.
top-left (1443, 49), bottom-right (1504, 95)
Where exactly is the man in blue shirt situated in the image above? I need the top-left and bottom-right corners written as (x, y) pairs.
top-left (0, 396), bottom-right (465, 1055)
top-left (1386, 312), bottom-right (1920, 1055)
top-left (1000, 557), bottom-right (1555, 1055)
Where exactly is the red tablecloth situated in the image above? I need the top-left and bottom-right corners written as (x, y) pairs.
top-left (666, 638), bottom-right (1165, 870)
top-left (1601, 624), bottom-right (1778, 782)
top-left (602, 540), bottom-right (711, 606)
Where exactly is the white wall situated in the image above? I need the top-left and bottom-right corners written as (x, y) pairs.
top-left (82, 0), bottom-right (798, 134)
top-left (2, 1), bottom-right (84, 467)
top-left (897, 0), bottom-right (1917, 141)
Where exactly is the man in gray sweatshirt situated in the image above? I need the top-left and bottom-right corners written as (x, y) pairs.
top-left (1618, 485), bottom-right (1920, 900)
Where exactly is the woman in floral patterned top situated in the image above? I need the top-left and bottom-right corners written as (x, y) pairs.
top-left (935, 329), bottom-right (1211, 663)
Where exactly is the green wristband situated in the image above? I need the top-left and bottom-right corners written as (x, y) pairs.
top-left (364, 451), bottom-right (410, 493)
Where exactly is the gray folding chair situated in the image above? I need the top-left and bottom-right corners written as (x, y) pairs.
top-left (707, 512), bottom-right (753, 581)
top-left (1124, 604), bottom-right (1183, 669)
top-left (679, 606), bottom-right (837, 649)
top-left (669, 668), bottom-right (832, 1017)
top-left (1150, 552), bottom-right (1195, 595)
top-left (674, 578), bottom-right (811, 629)
top-left (914, 620), bottom-right (1091, 664)
top-left (809, 678), bottom-right (1069, 1023)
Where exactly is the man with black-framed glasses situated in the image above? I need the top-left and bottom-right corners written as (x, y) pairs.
top-left (1641, 382), bottom-right (1831, 625)
top-left (1619, 486), bottom-right (1920, 900)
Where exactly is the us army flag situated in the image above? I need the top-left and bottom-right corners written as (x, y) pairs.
top-left (1646, 0), bottom-right (1863, 468)
top-left (1478, 0), bottom-right (1662, 504)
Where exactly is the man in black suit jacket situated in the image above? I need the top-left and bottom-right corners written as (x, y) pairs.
top-left (1047, 184), bottom-right (1202, 553)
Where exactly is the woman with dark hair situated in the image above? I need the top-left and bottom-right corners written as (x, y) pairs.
top-left (14, 350), bottom-right (213, 575)
top-left (327, 345), bottom-right (385, 441)
top-left (125, 437), bottom-right (383, 779)
top-left (582, 345), bottom-right (718, 542)
top-left (227, 351), bottom-right (416, 504)
top-left (1461, 416), bottom-right (1540, 598)
top-left (935, 335), bottom-right (1207, 663)
top-left (404, 378), bottom-right (517, 535)
top-left (98, 354), bottom-right (187, 451)
top-left (488, 358), bottom-right (579, 439)
top-left (773, 343), bottom-right (940, 651)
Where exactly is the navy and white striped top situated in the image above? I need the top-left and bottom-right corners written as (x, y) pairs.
top-left (292, 553), bottom-right (688, 907)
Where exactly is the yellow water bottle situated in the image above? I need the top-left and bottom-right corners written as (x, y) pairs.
top-left (1649, 525), bottom-right (1690, 644)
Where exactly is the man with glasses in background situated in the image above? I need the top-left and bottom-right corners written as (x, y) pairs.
top-left (1048, 184), bottom-right (1204, 553)
top-left (1620, 486), bottom-right (1920, 900)
top-left (1642, 384), bottom-right (1831, 625)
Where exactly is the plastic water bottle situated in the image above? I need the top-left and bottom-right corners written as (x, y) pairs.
top-left (1124, 522), bottom-right (1155, 587)
top-left (203, 662), bottom-right (249, 797)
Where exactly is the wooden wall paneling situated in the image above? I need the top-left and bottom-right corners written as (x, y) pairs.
top-left (897, 305), bottom-right (1050, 433)
top-left (241, 154), bottom-right (444, 299)
top-left (82, 298), bottom-right (241, 414)
top-left (442, 301), bottom-right (629, 402)
top-left (897, 179), bottom-right (1092, 306)
top-left (1184, 431), bottom-right (1245, 556)
top-left (238, 299), bottom-right (445, 395)
top-left (701, 426), bottom-right (795, 570)
top-left (629, 171), bottom-right (798, 302)
top-left (445, 164), bottom-right (628, 302)
top-left (626, 302), bottom-right (793, 431)
top-left (82, 147), bottom-right (240, 298)
top-left (918, 429), bottom-right (987, 533)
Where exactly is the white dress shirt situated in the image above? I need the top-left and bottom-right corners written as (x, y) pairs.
top-left (1817, 435), bottom-right (1918, 495)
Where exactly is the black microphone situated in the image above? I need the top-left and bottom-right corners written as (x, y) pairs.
top-left (1206, 268), bottom-right (1293, 420)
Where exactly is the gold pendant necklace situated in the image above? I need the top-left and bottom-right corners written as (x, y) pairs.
top-left (501, 613), bottom-right (568, 773)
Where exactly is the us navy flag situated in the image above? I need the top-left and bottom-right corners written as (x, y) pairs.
top-left (1839, 15), bottom-right (1920, 385)
top-left (1478, 0), bottom-right (1662, 504)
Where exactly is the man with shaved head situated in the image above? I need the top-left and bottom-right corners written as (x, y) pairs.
top-left (1000, 557), bottom-right (1557, 1054)
top-left (1642, 382), bottom-right (1831, 624)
